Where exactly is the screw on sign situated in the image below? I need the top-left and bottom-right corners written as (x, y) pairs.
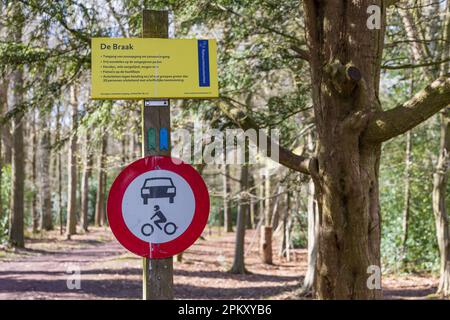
top-left (107, 156), bottom-right (210, 258)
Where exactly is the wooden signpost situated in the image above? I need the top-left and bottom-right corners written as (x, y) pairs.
top-left (93, 9), bottom-right (216, 301)
top-left (142, 10), bottom-right (173, 300)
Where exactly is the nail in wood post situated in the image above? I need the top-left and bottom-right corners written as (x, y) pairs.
top-left (141, 9), bottom-right (174, 300)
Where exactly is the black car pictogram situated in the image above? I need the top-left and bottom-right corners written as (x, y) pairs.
top-left (141, 177), bottom-right (176, 204)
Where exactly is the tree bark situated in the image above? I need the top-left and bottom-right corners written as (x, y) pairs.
top-left (432, 0), bottom-right (450, 298)
top-left (303, 1), bottom-right (449, 299)
top-left (230, 165), bottom-right (249, 274)
top-left (66, 85), bottom-right (78, 237)
top-left (217, 0), bottom-right (450, 300)
top-left (8, 3), bottom-right (25, 247)
top-left (39, 107), bottom-right (52, 231)
top-left (304, 0), bottom-right (386, 299)
top-left (81, 133), bottom-right (92, 232)
top-left (432, 109), bottom-right (450, 298)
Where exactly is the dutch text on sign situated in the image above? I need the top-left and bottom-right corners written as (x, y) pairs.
top-left (91, 38), bottom-right (218, 99)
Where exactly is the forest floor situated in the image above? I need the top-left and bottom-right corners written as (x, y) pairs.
top-left (0, 227), bottom-right (441, 300)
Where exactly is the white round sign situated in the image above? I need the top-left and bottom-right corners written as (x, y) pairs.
top-left (121, 169), bottom-right (195, 244)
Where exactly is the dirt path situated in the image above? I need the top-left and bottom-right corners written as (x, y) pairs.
top-left (0, 227), bottom-right (440, 299)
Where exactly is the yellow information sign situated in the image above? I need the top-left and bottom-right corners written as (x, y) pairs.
top-left (91, 38), bottom-right (218, 99)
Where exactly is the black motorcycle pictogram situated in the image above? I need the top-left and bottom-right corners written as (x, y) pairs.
top-left (141, 205), bottom-right (178, 237)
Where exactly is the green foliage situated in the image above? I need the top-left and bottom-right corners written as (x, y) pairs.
top-left (208, 197), bottom-right (222, 226)
top-left (380, 107), bottom-right (440, 273)
top-left (291, 211), bottom-right (307, 249)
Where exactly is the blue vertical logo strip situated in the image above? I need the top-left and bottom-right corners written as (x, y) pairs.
top-left (197, 40), bottom-right (210, 87)
top-left (159, 128), bottom-right (169, 151)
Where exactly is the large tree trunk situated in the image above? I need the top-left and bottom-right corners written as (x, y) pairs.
top-left (8, 4), bottom-right (25, 248)
top-left (230, 165), bottom-right (249, 274)
top-left (80, 133), bottom-right (92, 232)
top-left (223, 164), bottom-right (233, 232)
top-left (66, 86), bottom-right (78, 237)
top-left (432, 0), bottom-right (450, 299)
top-left (39, 108), bottom-right (52, 231)
top-left (304, 1), bottom-right (386, 299)
top-left (94, 134), bottom-right (107, 226)
top-left (433, 109), bottom-right (450, 298)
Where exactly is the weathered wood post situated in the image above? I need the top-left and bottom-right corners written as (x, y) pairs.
top-left (141, 9), bottom-right (174, 300)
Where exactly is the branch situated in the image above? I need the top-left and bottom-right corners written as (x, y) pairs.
top-left (364, 76), bottom-right (450, 143)
top-left (382, 57), bottom-right (450, 70)
top-left (218, 99), bottom-right (312, 175)
top-left (384, 0), bottom-right (401, 7)
top-left (290, 45), bottom-right (310, 62)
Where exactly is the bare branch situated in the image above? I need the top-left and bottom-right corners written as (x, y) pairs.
top-left (217, 99), bottom-right (312, 175)
top-left (382, 58), bottom-right (450, 70)
top-left (364, 76), bottom-right (450, 143)
top-left (384, 0), bottom-right (401, 6)
top-left (290, 45), bottom-right (310, 61)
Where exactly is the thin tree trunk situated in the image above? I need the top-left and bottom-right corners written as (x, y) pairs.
top-left (66, 86), bottom-right (78, 238)
top-left (279, 188), bottom-right (290, 258)
top-left (260, 165), bottom-right (273, 264)
top-left (0, 78), bottom-right (8, 221)
top-left (55, 104), bottom-right (63, 235)
top-left (81, 133), bottom-right (92, 232)
top-left (31, 112), bottom-right (38, 233)
top-left (121, 133), bottom-right (127, 169)
top-left (230, 165), bottom-right (249, 274)
top-left (247, 172), bottom-right (255, 229)
top-left (8, 4), bottom-right (24, 247)
top-left (401, 128), bottom-right (412, 262)
top-left (0, 118), bottom-right (2, 222)
top-left (401, 72), bottom-right (415, 260)
top-left (259, 170), bottom-right (264, 225)
top-left (95, 134), bottom-right (107, 226)
top-left (300, 179), bottom-right (319, 295)
top-left (39, 107), bottom-right (52, 231)
top-left (271, 185), bottom-right (282, 231)
top-left (1, 76), bottom-right (12, 165)
top-left (101, 169), bottom-right (108, 225)
top-left (223, 164), bottom-right (233, 232)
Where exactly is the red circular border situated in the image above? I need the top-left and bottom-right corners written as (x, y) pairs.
top-left (107, 156), bottom-right (210, 258)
